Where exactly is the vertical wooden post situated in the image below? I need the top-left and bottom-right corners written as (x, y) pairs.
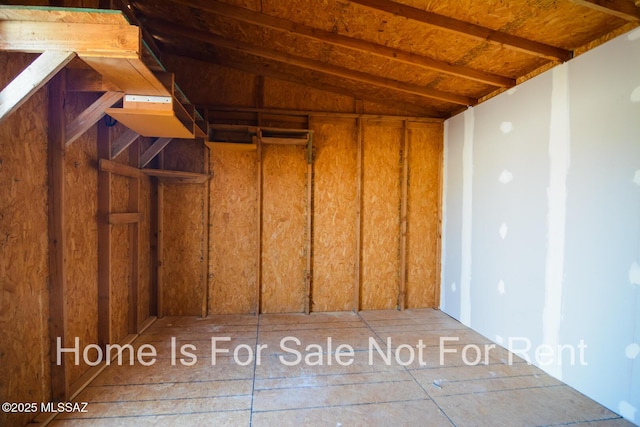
top-left (201, 146), bottom-right (210, 318)
top-left (97, 109), bottom-right (112, 347)
top-left (156, 152), bottom-right (165, 318)
top-left (255, 134), bottom-right (263, 315)
top-left (149, 172), bottom-right (158, 317)
top-left (48, 71), bottom-right (68, 401)
top-left (304, 131), bottom-right (314, 315)
top-left (353, 118), bottom-right (363, 313)
top-left (128, 141), bottom-right (140, 332)
top-left (399, 120), bottom-right (409, 310)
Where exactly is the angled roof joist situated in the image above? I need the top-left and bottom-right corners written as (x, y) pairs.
top-left (348, 0), bottom-right (573, 61)
top-left (147, 18), bottom-right (477, 106)
top-left (164, 0), bottom-right (514, 88)
top-left (0, 50), bottom-right (75, 122)
top-left (569, 0), bottom-right (640, 21)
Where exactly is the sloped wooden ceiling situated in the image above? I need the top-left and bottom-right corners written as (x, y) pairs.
top-left (123, 0), bottom-right (639, 118)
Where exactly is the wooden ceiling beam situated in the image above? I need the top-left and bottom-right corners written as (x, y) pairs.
top-left (0, 50), bottom-right (75, 123)
top-left (162, 0), bottom-right (514, 88)
top-left (66, 68), bottom-right (122, 92)
top-left (146, 19), bottom-right (476, 106)
top-left (162, 46), bottom-right (447, 118)
top-left (347, 0), bottom-right (573, 61)
top-left (0, 21), bottom-right (140, 57)
top-left (569, 0), bottom-right (640, 21)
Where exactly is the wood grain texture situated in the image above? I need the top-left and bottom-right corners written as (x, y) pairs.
top-left (161, 140), bottom-right (207, 316)
top-left (208, 148), bottom-right (258, 314)
top-left (0, 52), bottom-right (51, 427)
top-left (360, 123), bottom-right (402, 310)
top-left (64, 92), bottom-right (100, 387)
top-left (310, 120), bottom-right (358, 312)
top-left (261, 144), bottom-right (307, 313)
top-left (406, 124), bottom-right (443, 308)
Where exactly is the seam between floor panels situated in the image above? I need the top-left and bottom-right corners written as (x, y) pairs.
top-left (249, 314), bottom-right (260, 427)
top-left (356, 311), bottom-right (459, 427)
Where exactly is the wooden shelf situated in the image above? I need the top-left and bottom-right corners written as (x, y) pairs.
top-left (142, 168), bottom-right (210, 184)
top-left (205, 141), bottom-right (257, 151)
top-left (208, 124), bottom-right (312, 146)
top-left (105, 94), bottom-right (196, 139)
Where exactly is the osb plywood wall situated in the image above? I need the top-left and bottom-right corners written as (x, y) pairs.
top-left (168, 53), bottom-right (444, 315)
top-left (311, 119), bottom-right (358, 312)
top-left (261, 145), bottom-right (308, 313)
top-left (1, 54), bottom-right (156, 425)
top-left (0, 52), bottom-right (50, 427)
top-left (64, 92), bottom-right (99, 386)
top-left (209, 149), bottom-right (258, 314)
top-left (406, 126), bottom-right (443, 308)
top-left (161, 140), bottom-right (208, 316)
top-left (361, 125), bottom-right (403, 310)
top-left (138, 139), bottom-right (155, 323)
top-left (207, 120), bottom-right (442, 314)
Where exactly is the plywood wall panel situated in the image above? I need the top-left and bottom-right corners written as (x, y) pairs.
top-left (165, 56), bottom-right (256, 107)
top-left (0, 52), bottom-right (50, 427)
top-left (264, 78), bottom-right (355, 112)
top-left (261, 145), bottom-right (307, 313)
top-left (361, 124), bottom-right (402, 310)
top-left (162, 183), bottom-right (205, 315)
top-left (209, 148), bottom-right (258, 314)
top-left (406, 125), bottom-right (443, 308)
top-left (64, 92), bottom-right (99, 385)
top-left (138, 138), bottom-right (154, 324)
top-left (110, 172), bottom-right (131, 343)
top-left (311, 121), bottom-right (358, 312)
top-left (161, 140), bottom-right (207, 316)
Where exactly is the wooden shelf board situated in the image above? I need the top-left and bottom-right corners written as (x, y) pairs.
top-left (142, 168), bottom-right (210, 184)
top-left (105, 107), bottom-right (194, 138)
top-left (0, 5), bottom-right (129, 25)
top-left (205, 141), bottom-right (257, 151)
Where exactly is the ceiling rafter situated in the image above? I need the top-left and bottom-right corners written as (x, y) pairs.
top-left (569, 0), bottom-right (640, 21)
top-left (161, 0), bottom-right (514, 88)
top-left (144, 17), bottom-right (477, 106)
top-left (347, 0), bottom-right (573, 61)
top-left (0, 50), bottom-right (75, 123)
top-left (158, 42), bottom-right (445, 117)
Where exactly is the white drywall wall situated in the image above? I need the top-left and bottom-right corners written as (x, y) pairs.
top-left (441, 27), bottom-right (640, 423)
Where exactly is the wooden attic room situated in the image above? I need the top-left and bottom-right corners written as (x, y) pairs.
top-left (1, 0), bottom-right (639, 425)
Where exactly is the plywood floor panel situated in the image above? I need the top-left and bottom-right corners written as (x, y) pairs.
top-left (48, 310), bottom-right (630, 427)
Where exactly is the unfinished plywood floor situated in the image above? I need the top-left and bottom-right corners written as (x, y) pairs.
top-left (48, 310), bottom-right (631, 426)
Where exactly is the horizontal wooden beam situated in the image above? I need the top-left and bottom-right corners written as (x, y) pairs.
top-left (206, 141), bottom-right (257, 152)
top-left (161, 0), bottom-right (513, 88)
top-left (0, 50), bottom-right (75, 123)
top-left (81, 57), bottom-right (172, 97)
top-left (147, 19), bottom-right (475, 106)
top-left (261, 137), bottom-right (309, 145)
top-left (142, 168), bottom-right (210, 184)
top-left (0, 21), bottom-right (140, 57)
top-left (66, 68), bottom-right (122, 92)
top-left (139, 137), bottom-right (173, 168)
top-left (66, 91), bottom-right (124, 146)
top-left (348, 0), bottom-right (573, 61)
top-left (99, 158), bottom-right (144, 178)
top-left (167, 48), bottom-right (445, 117)
top-left (569, 0), bottom-right (640, 21)
top-left (109, 212), bottom-right (143, 224)
top-left (206, 106), bottom-right (444, 122)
